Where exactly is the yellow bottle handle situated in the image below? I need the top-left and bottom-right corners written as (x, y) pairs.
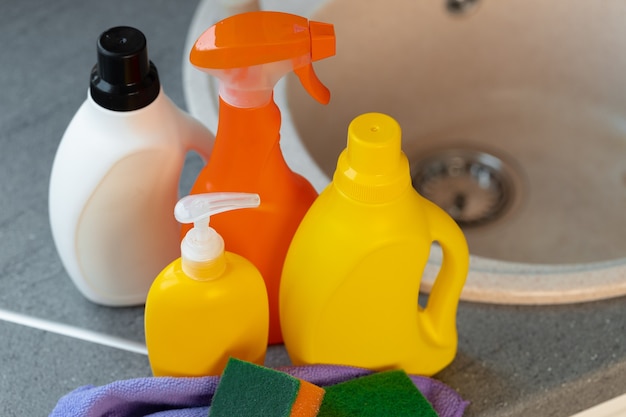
top-left (419, 197), bottom-right (470, 348)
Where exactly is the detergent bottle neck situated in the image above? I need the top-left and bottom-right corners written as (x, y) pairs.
top-left (210, 95), bottom-right (288, 178)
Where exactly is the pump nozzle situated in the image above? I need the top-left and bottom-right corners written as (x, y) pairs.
top-left (175, 192), bottom-right (260, 279)
top-left (190, 11), bottom-right (335, 108)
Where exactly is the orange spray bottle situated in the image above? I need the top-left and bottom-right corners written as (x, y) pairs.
top-left (187, 12), bottom-right (335, 344)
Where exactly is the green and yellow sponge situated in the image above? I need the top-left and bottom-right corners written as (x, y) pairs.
top-left (317, 369), bottom-right (438, 417)
top-left (209, 359), bottom-right (437, 417)
top-left (209, 358), bottom-right (325, 417)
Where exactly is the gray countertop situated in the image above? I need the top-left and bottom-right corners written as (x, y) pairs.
top-left (0, 1), bottom-right (624, 416)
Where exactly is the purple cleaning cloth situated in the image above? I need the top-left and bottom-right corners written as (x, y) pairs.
top-left (49, 364), bottom-right (469, 417)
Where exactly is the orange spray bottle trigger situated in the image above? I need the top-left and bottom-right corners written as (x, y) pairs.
top-left (294, 64), bottom-right (330, 105)
top-left (190, 12), bottom-right (336, 108)
top-left (295, 20), bottom-right (335, 105)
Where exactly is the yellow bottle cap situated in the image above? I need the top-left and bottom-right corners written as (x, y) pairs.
top-left (333, 113), bottom-right (411, 203)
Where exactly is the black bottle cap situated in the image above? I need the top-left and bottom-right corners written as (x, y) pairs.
top-left (90, 26), bottom-right (160, 111)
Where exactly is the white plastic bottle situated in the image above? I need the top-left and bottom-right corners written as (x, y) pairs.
top-left (49, 26), bottom-right (213, 306)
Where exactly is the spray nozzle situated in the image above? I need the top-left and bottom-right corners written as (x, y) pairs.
top-left (175, 192), bottom-right (260, 279)
top-left (190, 11), bottom-right (335, 108)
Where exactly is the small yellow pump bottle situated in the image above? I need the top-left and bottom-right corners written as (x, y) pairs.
top-left (280, 113), bottom-right (470, 376)
top-left (145, 193), bottom-right (269, 377)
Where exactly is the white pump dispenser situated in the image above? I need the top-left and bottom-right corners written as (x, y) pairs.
top-left (175, 193), bottom-right (261, 279)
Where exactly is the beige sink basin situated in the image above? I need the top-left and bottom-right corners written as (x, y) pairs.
top-left (184, 0), bottom-right (626, 304)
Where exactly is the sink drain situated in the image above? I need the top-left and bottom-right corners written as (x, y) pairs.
top-left (412, 148), bottom-right (517, 227)
top-left (446, 0), bottom-right (480, 15)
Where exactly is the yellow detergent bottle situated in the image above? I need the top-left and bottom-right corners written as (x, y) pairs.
top-left (145, 193), bottom-right (268, 377)
top-left (280, 113), bottom-right (470, 376)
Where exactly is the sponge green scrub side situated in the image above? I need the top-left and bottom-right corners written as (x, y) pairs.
top-left (209, 358), bottom-right (324, 417)
top-left (317, 370), bottom-right (438, 417)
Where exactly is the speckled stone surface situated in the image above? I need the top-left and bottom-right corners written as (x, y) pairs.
top-left (0, 320), bottom-right (152, 417)
top-left (0, 1), bottom-right (624, 416)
